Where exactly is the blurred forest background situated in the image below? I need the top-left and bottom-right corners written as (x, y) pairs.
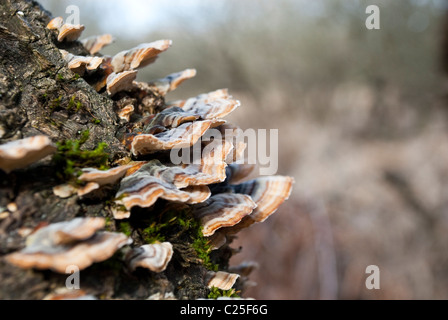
top-left (37, 0), bottom-right (448, 299)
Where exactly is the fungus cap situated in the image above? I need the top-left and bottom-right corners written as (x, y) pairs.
top-left (126, 242), bottom-right (173, 273)
top-left (0, 135), bottom-right (56, 173)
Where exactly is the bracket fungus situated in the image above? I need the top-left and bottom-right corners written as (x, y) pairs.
top-left (79, 165), bottom-right (132, 186)
top-left (111, 204), bottom-right (131, 220)
top-left (75, 165), bottom-right (133, 197)
top-left (114, 138), bottom-right (233, 215)
top-left (44, 288), bottom-right (96, 300)
top-left (210, 123), bottom-right (247, 164)
top-left (206, 176), bottom-right (294, 250)
top-left (130, 120), bottom-right (215, 156)
top-left (111, 40), bottom-right (172, 73)
top-left (118, 105), bottom-right (135, 122)
top-left (115, 163), bottom-right (211, 211)
top-left (149, 69), bottom-right (197, 95)
top-left (192, 193), bottom-right (257, 237)
top-left (129, 140), bottom-right (232, 190)
top-left (206, 231), bottom-right (228, 251)
top-left (52, 183), bottom-right (77, 199)
top-left (106, 70), bottom-right (138, 96)
top-left (206, 271), bottom-right (240, 291)
top-left (169, 88), bottom-right (230, 107)
top-left (5, 218), bottom-right (132, 273)
top-left (226, 163), bottom-right (257, 185)
top-left (0, 135), bottom-right (56, 173)
top-left (60, 50), bottom-right (103, 76)
top-left (77, 181), bottom-right (100, 197)
top-left (143, 107), bottom-right (200, 129)
top-left (169, 89), bottom-right (240, 120)
top-left (81, 34), bottom-right (114, 55)
top-left (230, 176), bottom-right (294, 225)
top-left (46, 17), bottom-right (85, 42)
top-left (126, 242), bottom-right (173, 273)
top-left (46, 16), bottom-right (63, 30)
top-left (186, 139), bottom-right (234, 185)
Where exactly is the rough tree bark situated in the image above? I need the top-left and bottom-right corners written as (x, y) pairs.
top-left (0, 0), bottom-right (234, 299)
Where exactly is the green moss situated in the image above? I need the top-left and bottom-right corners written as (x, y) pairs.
top-left (64, 95), bottom-right (85, 113)
top-left (118, 221), bottom-right (132, 237)
top-left (142, 215), bottom-right (178, 244)
top-left (49, 119), bottom-right (58, 127)
top-left (207, 287), bottom-right (240, 299)
top-left (140, 209), bottom-right (218, 271)
top-left (46, 93), bottom-right (95, 122)
top-left (52, 130), bottom-right (110, 180)
top-left (142, 223), bottom-right (164, 244)
top-left (56, 73), bottom-right (64, 81)
top-left (105, 216), bottom-right (114, 231)
top-left (75, 100), bottom-right (83, 111)
top-left (191, 224), bottom-right (218, 272)
top-left (49, 95), bottom-right (62, 110)
top-left (67, 95), bottom-right (76, 111)
top-left (44, 92), bottom-right (103, 128)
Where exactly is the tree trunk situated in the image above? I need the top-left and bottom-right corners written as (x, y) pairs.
top-left (0, 0), bottom-right (232, 300)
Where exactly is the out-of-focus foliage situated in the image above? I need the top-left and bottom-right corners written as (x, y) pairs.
top-left (39, 0), bottom-right (444, 101)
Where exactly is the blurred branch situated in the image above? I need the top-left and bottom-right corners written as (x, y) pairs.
top-left (307, 200), bottom-right (338, 300)
top-left (384, 170), bottom-right (435, 230)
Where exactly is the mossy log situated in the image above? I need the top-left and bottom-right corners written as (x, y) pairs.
top-left (0, 0), bottom-right (233, 299)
